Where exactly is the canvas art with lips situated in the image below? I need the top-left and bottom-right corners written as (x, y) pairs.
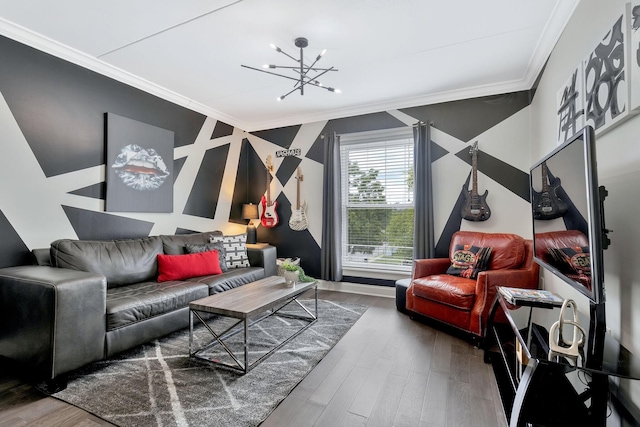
top-left (111, 144), bottom-right (170, 191)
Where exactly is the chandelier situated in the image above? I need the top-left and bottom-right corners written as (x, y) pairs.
top-left (241, 37), bottom-right (340, 101)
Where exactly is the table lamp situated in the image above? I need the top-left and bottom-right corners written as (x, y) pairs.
top-left (242, 203), bottom-right (259, 244)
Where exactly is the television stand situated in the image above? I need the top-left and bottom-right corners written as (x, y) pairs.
top-left (483, 289), bottom-right (640, 426)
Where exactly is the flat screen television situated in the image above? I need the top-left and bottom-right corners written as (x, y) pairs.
top-left (530, 125), bottom-right (608, 304)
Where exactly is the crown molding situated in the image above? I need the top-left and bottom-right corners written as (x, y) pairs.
top-left (1, 1), bottom-right (577, 134)
top-left (520, 0), bottom-right (581, 88)
top-left (0, 17), bottom-right (243, 129)
top-left (243, 78), bottom-right (531, 131)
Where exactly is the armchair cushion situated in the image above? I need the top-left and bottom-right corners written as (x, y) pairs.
top-left (412, 275), bottom-right (476, 311)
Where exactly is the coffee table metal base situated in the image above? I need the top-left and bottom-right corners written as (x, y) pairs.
top-left (189, 287), bottom-right (317, 374)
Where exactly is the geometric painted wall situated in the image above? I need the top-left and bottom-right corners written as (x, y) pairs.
top-left (0, 35), bottom-right (249, 267)
top-left (246, 93), bottom-right (533, 281)
top-left (0, 33), bottom-right (534, 287)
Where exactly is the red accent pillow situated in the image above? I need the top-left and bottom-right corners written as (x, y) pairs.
top-left (157, 250), bottom-right (222, 282)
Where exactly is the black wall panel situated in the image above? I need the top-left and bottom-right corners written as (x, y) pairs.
top-left (183, 144), bottom-right (230, 219)
top-left (63, 206), bottom-right (154, 240)
top-left (305, 112), bottom-right (406, 164)
top-left (256, 192), bottom-right (321, 278)
top-left (211, 121), bottom-right (234, 139)
top-left (400, 92), bottom-right (530, 143)
top-left (0, 35), bottom-right (206, 178)
top-left (0, 210), bottom-right (32, 268)
top-left (251, 125), bottom-right (301, 147)
top-left (69, 183), bottom-right (105, 199)
top-left (455, 148), bottom-right (531, 201)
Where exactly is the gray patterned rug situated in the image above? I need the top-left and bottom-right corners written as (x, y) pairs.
top-left (52, 299), bottom-right (367, 427)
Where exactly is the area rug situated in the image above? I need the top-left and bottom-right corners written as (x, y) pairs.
top-left (52, 299), bottom-right (367, 427)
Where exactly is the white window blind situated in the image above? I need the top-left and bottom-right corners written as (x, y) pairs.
top-left (340, 128), bottom-right (414, 271)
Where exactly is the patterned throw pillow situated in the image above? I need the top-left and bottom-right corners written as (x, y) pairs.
top-left (210, 234), bottom-right (250, 269)
top-left (446, 245), bottom-right (493, 279)
top-left (184, 242), bottom-right (228, 273)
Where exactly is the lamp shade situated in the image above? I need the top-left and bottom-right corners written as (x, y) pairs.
top-left (242, 203), bottom-right (259, 220)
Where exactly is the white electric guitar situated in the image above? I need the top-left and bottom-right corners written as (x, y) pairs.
top-left (289, 167), bottom-right (308, 231)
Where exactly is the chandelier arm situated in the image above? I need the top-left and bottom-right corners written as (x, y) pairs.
top-left (241, 65), bottom-right (303, 83)
top-left (301, 55), bottom-right (323, 81)
top-left (272, 66), bottom-right (337, 71)
top-left (276, 49), bottom-right (299, 63)
top-left (300, 66), bottom-right (335, 84)
top-left (278, 86), bottom-right (302, 101)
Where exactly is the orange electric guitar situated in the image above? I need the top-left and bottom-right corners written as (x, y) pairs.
top-left (259, 155), bottom-right (279, 227)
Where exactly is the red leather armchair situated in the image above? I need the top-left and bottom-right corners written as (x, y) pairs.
top-left (406, 231), bottom-right (539, 338)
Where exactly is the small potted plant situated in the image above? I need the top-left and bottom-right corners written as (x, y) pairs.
top-left (281, 260), bottom-right (300, 287)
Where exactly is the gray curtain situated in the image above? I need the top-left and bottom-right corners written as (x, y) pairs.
top-left (321, 132), bottom-right (343, 281)
top-left (413, 122), bottom-right (435, 259)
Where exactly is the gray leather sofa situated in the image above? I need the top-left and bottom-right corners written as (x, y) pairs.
top-left (0, 231), bottom-right (276, 388)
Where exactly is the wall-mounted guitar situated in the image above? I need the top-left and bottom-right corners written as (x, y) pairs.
top-left (259, 155), bottom-right (279, 227)
top-left (461, 142), bottom-right (491, 221)
top-left (289, 167), bottom-right (308, 231)
top-left (532, 161), bottom-right (567, 220)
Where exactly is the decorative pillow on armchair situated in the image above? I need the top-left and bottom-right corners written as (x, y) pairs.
top-left (548, 246), bottom-right (590, 276)
top-left (446, 245), bottom-right (493, 279)
top-left (210, 234), bottom-right (251, 269)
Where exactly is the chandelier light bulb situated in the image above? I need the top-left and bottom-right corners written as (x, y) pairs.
top-left (277, 96), bottom-right (283, 101)
top-left (335, 89), bottom-right (342, 94)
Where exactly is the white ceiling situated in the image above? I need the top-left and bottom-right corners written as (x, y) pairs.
top-left (0, 0), bottom-right (579, 131)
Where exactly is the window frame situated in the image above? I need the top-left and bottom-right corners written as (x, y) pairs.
top-left (339, 127), bottom-right (414, 274)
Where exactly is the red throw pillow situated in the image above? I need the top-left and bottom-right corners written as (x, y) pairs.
top-left (157, 250), bottom-right (222, 282)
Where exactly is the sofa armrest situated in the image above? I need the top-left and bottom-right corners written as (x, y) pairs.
top-left (470, 268), bottom-right (540, 336)
top-left (0, 266), bottom-right (106, 380)
top-left (412, 258), bottom-right (451, 279)
top-left (246, 243), bottom-right (277, 277)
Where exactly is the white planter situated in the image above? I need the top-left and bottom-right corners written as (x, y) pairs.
top-left (283, 270), bottom-right (299, 287)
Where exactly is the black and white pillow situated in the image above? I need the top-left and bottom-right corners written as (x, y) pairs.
top-left (210, 234), bottom-right (250, 269)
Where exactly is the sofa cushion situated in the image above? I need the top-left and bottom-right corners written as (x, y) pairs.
top-left (159, 231), bottom-right (223, 255)
top-left (50, 237), bottom-right (163, 289)
top-left (187, 266), bottom-right (264, 294)
top-left (450, 231), bottom-right (525, 270)
top-left (184, 242), bottom-right (228, 272)
top-left (411, 275), bottom-right (476, 311)
top-left (157, 251), bottom-right (222, 282)
top-left (210, 234), bottom-right (250, 268)
top-left (106, 280), bottom-right (209, 331)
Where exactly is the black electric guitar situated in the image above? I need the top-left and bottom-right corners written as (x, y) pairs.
top-left (461, 142), bottom-right (491, 221)
top-left (259, 155), bottom-right (279, 227)
top-left (532, 162), bottom-right (567, 220)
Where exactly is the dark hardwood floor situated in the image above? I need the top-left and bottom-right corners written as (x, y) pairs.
top-left (0, 289), bottom-right (507, 427)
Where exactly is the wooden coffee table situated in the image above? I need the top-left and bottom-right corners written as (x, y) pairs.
top-left (188, 275), bottom-right (317, 373)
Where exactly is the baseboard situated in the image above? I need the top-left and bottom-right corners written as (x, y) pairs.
top-left (316, 280), bottom-right (395, 298)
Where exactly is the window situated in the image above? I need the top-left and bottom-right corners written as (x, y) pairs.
top-left (340, 128), bottom-right (414, 271)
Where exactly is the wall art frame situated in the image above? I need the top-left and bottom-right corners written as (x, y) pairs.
top-left (105, 113), bottom-right (174, 213)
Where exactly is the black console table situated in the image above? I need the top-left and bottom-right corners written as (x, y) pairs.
top-left (484, 288), bottom-right (640, 427)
